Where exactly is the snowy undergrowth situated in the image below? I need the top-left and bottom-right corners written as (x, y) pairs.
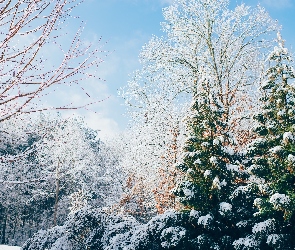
top-left (23, 207), bottom-right (236, 249)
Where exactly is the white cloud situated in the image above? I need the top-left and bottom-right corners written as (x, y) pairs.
top-left (262, 0), bottom-right (292, 8)
top-left (83, 111), bottom-right (121, 140)
top-left (61, 109), bottom-right (121, 140)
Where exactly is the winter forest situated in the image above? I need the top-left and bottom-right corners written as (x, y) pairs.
top-left (1, 0), bottom-right (295, 249)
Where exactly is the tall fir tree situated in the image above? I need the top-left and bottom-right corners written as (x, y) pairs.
top-left (235, 33), bottom-right (295, 249)
top-left (173, 72), bottom-right (247, 248)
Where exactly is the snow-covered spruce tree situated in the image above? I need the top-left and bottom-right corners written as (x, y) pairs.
top-left (233, 35), bottom-right (295, 249)
top-left (169, 70), bottom-right (248, 248)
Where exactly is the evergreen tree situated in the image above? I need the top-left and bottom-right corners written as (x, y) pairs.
top-left (235, 34), bottom-right (295, 249)
top-left (173, 73), bottom-right (246, 248)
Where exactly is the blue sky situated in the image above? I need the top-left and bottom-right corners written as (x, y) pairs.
top-left (65, 0), bottom-right (295, 138)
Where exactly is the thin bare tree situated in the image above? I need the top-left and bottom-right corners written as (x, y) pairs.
top-left (0, 0), bottom-right (105, 122)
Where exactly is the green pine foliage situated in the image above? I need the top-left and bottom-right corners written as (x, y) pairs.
top-left (174, 84), bottom-right (235, 211)
top-left (236, 34), bottom-right (295, 249)
top-left (172, 77), bottom-right (247, 247)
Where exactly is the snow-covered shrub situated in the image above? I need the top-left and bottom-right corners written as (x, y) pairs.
top-left (22, 208), bottom-right (191, 250)
top-left (101, 214), bottom-right (141, 248)
top-left (22, 226), bottom-right (66, 250)
top-left (22, 207), bottom-right (108, 250)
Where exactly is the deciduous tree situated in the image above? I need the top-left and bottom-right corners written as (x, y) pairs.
top-left (120, 0), bottom-right (278, 215)
top-left (0, 0), bottom-right (104, 122)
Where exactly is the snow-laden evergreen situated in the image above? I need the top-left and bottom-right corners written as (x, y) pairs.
top-left (173, 75), bottom-right (240, 210)
top-left (234, 33), bottom-right (295, 249)
top-left (167, 67), bottom-right (250, 248)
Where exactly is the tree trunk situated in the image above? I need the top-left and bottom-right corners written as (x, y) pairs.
top-left (53, 161), bottom-right (60, 226)
top-left (12, 216), bottom-right (17, 240)
top-left (1, 212), bottom-right (7, 244)
top-left (53, 178), bottom-right (60, 226)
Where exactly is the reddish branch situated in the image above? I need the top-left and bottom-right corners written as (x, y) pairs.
top-left (0, 0), bottom-right (106, 122)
